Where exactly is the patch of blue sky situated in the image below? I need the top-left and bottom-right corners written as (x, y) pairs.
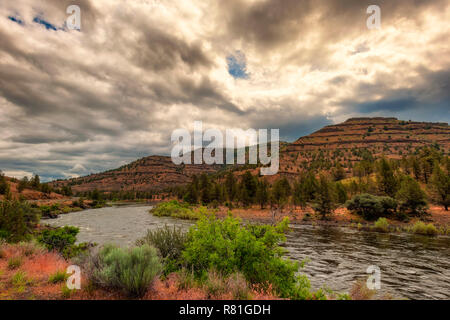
top-left (227, 50), bottom-right (249, 79)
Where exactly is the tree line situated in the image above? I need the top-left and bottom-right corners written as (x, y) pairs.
top-left (170, 147), bottom-right (449, 220)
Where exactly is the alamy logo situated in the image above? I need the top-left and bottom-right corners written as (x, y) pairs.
top-left (171, 121), bottom-right (279, 175)
top-left (66, 5), bottom-right (81, 30)
top-left (366, 265), bottom-right (381, 290)
top-left (66, 265), bottom-right (81, 290)
top-left (366, 5), bottom-right (381, 30)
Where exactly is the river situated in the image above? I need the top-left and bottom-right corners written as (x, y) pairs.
top-left (45, 204), bottom-right (450, 300)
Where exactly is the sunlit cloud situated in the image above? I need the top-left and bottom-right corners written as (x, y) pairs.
top-left (0, 0), bottom-right (448, 180)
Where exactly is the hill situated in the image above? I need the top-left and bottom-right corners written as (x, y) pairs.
top-left (51, 155), bottom-right (220, 193)
top-left (278, 117), bottom-right (449, 176)
top-left (50, 117), bottom-right (449, 193)
top-left (0, 176), bottom-right (65, 201)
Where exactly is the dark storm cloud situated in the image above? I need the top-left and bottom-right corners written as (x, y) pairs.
top-left (221, 0), bottom-right (447, 68)
top-left (0, 0), bottom-right (448, 180)
top-left (224, 0), bottom-right (446, 48)
top-left (133, 27), bottom-right (212, 71)
top-left (342, 68), bottom-right (450, 120)
top-left (274, 116), bottom-right (332, 142)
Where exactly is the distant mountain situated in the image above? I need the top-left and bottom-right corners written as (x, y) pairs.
top-left (278, 117), bottom-right (449, 176)
top-left (51, 155), bottom-right (220, 193)
top-left (51, 117), bottom-right (449, 192)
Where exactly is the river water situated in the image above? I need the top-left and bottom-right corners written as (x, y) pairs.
top-left (46, 204), bottom-right (450, 300)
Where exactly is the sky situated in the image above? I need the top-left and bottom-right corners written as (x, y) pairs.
top-left (0, 0), bottom-right (449, 181)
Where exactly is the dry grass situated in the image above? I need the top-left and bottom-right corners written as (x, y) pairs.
top-left (1, 242), bottom-right (279, 300)
top-left (349, 278), bottom-right (376, 300)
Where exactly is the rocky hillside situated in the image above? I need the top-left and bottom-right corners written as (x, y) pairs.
top-left (0, 177), bottom-right (65, 201)
top-left (278, 117), bottom-right (449, 176)
top-left (51, 155), bottom-right (221, 193)
top-left (51, 117), bottom-right (449, 192)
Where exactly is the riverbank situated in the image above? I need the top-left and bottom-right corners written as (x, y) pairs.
top-left (10, 204), bottom-right (450, 299)
top-left (212, 205), bottom-right (450, 233)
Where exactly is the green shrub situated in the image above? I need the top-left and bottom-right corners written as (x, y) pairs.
top-left (39, 205), bottom-right (52, 216)
top-left (0, 200), bottom-right (40, 242)
top-left (38, 226), bottom-right (88, 258)
top-left (396, 176), bottom-right (427, 215)
top-left (411, 221), bottom-right (438, 236)
top-left (8, 256), bottom-right (23, 270)
top-left (49, 270), bottom-right (68, 284)
top-left (89, 244), bottom-right (162, 297)
top-left (182, 214), bottom-right (311, 299)
top-left (345, 193), bottom-right (397, 220)
top-left (150, 200), bottom-right (200, 220)
top-left (61, 206), bottom-right (72, 214)
top-left (0, 229), bottom-right (10, 240)
top-left (136, 225), bottom-right (188, 275)
top-left (374, 217), bottom-right (389, 232)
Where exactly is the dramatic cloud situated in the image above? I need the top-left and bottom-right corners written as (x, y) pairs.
top-left (0, 0), bottom-right (448, 180)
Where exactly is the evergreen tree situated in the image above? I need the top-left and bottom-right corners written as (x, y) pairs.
top-left (396, 176), bottom-right (427, 215)
top-left (303, 172), bottom-right (318, 202)
top-left (183, 181), bottom-right (198, 204)
top-left (377, 157), bottom-right (398, 197)
top-left (0, 200), bottom-right (39, 242)
top-left (18, 176), bottom-right (29, 193)
top-left (62, 185), bottom-right (73, 197)
top-left (41, 183), bottom-right (52, 194)
top-left (293, 180), bottom-right (307, 208)
top-left (332, 162), bottom-right (346, 181)
top-left (430, 163), bottom-right (450, 211)
top-left (411, 156), bottom-right (421, 180)
top-left (0, 172), bottom-right (8, 195)
top-left (312, 175), bottom-right (337, 220)
top-left (445, 156), bottom-right (450, 175)
top-left (31, 174), bottom-right (41, 190)
top-left (270, 177), bottom-right (291, 209)
top-left (211, 183), bottom-right (222, 204)
top-left (335, 182), bottom-right (348, 204)
top-left (255, 180), bottom-right (269, 209)
top-left (225, 172), bottom-right (237, 202)
top-left (242, 171), bottom-right (257, 200)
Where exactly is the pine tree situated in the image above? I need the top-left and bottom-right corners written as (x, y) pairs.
top-left (31, 174), bottom-right (41, 190)
top-left (312, 175), bottom-right (337, 220)
top-left (377, 157), bottom-right (398, 197)
top-left (430, 163), bottom-right (450, 211)
top-left (335, 182), bottom-right (348, 204)
top-left (0, 172), bottom-right (8, 195)
top-left (183, 183), bottom-right (198, 204)
top-left (396, 176), bottom-right (427, 215)
top-left (271, 177), bottom-right (291, 209)
top-left (18, 176), bottom-right (29, 193)
top-left (225, 172), bottom-right (237, 203)
top-left (256, 180), bottom-right (269, 209)
top-left (411, 156), bottom-right (421, 180)
top-left (242, 171), bottom-right (257, 200)
top-left (41, 183), bottom-right (52, 194)
top-left (332, 162), bottom-right (346, 181)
